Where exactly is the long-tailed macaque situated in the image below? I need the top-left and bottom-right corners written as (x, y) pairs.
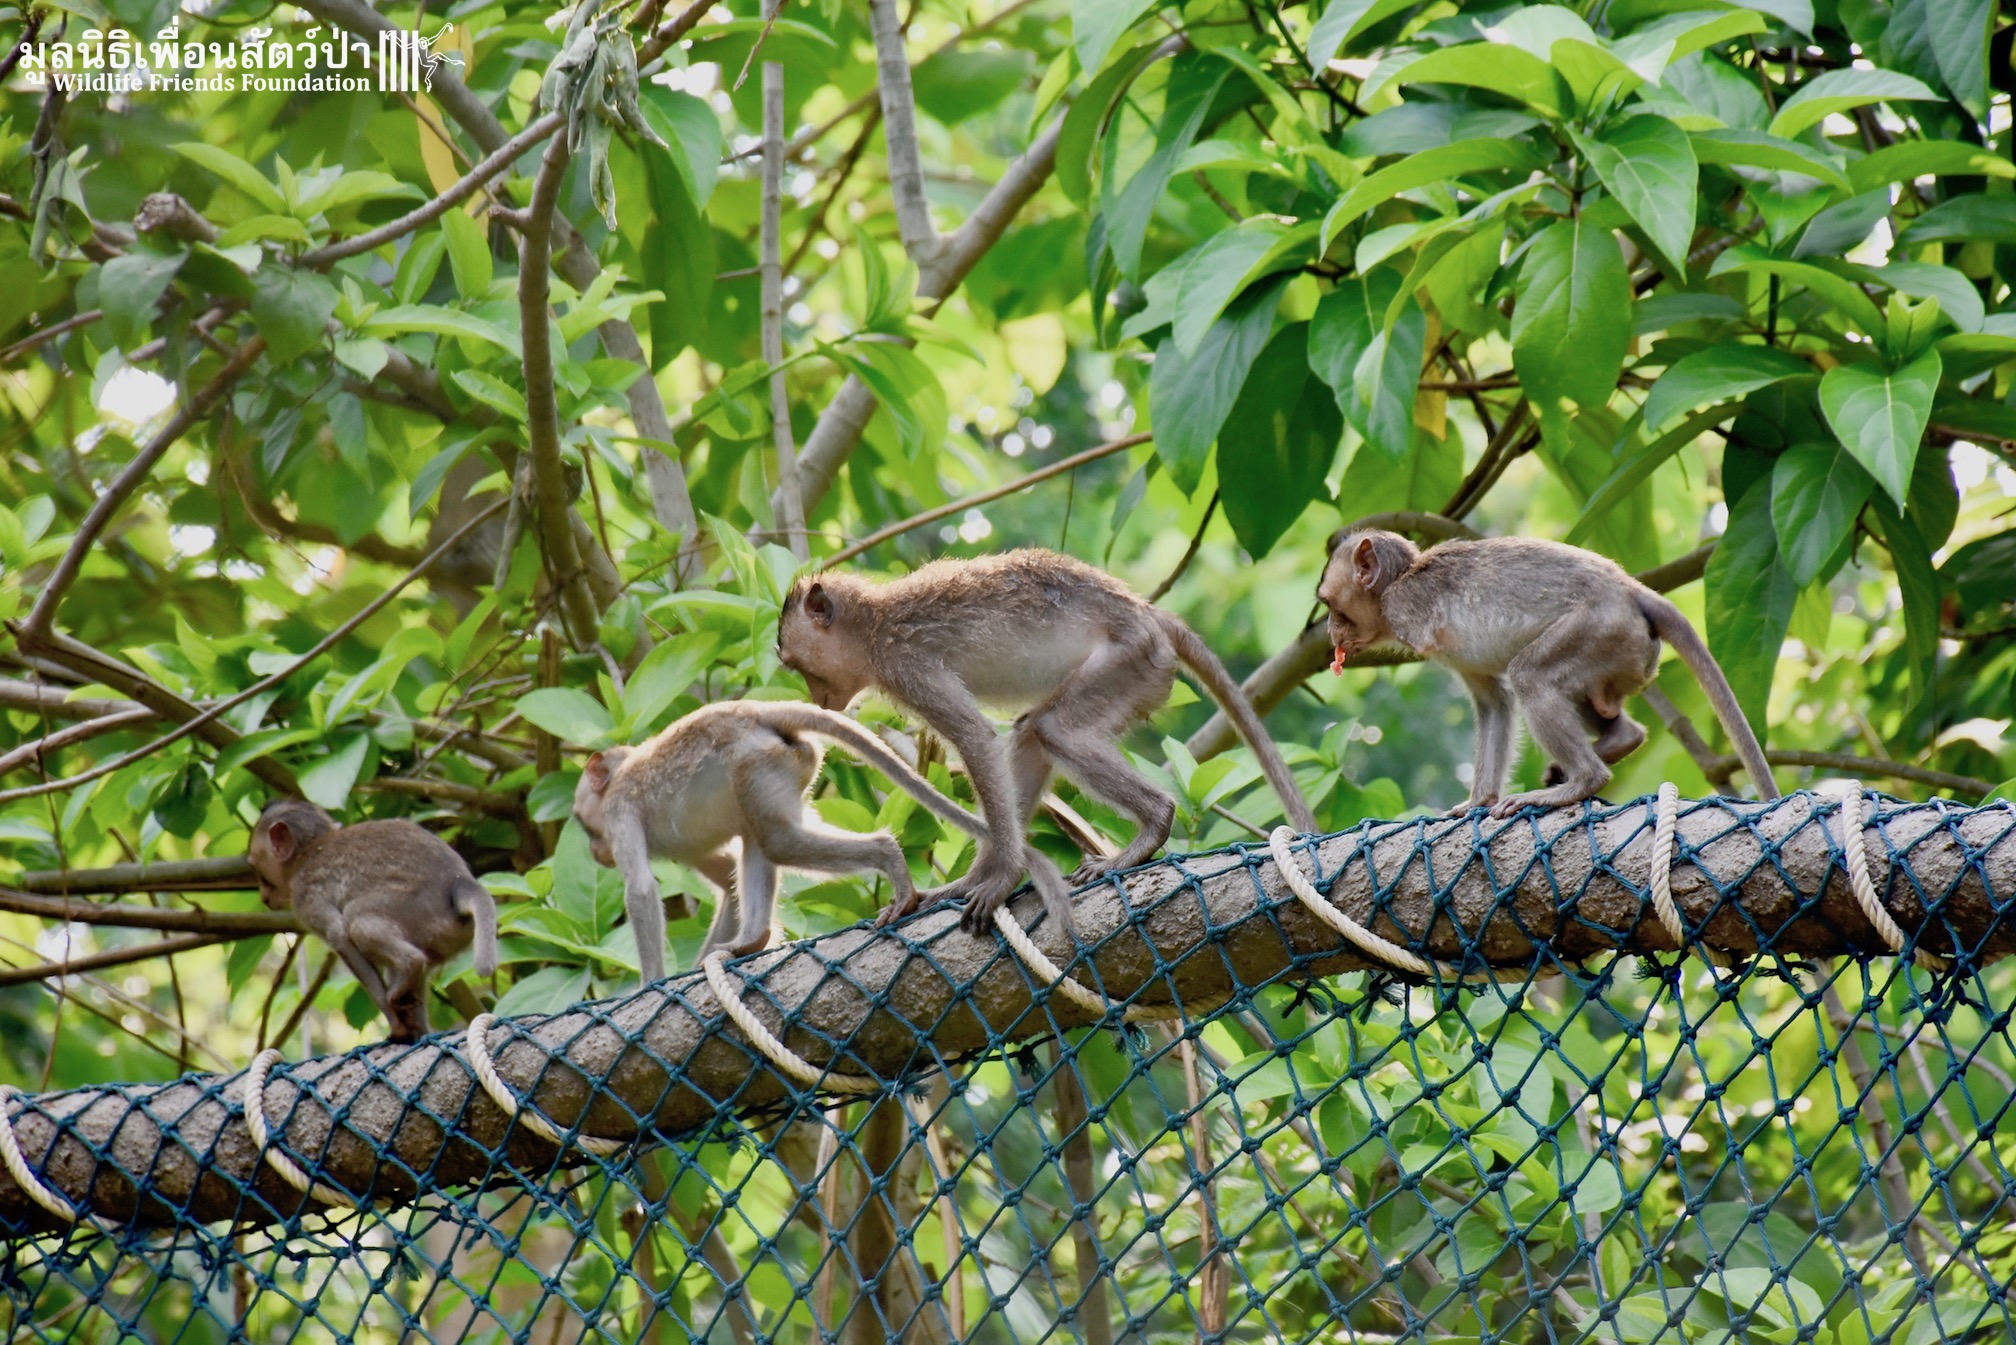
top-left (1317, 529), bottom-right (1780, 816)
top-left (247, 800), bottom-right (500, 1042)
top-left (775, 549), bottom-right (1318, 932)
top-left (570, 701), bottom-right (1070, 982)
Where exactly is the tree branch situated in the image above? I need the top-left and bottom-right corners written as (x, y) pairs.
top-left (1, 793), bottom-right (2009, 1234)
top-left (869, 0), bottom-right (942, 265)
top-left (0, 933), bottom-right (240, 988)
top-left (516, 137), bottom-right (604, 649)
top-left (16, 858), bottom-right (254, 895)
top-left (0, 887), bottom-right (294, 935)
top-left (761, 35), bottom-right (809, 561)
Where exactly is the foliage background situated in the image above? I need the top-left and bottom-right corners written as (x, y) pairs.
top-left (1, 0), bottom-right (2014, 1339)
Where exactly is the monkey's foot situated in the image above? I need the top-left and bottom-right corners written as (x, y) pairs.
top-left (1443, 797), bottom-right (1496, 818)
top-left (1488, 786), bottom-right (1599, 817)
top-left (1067, 855), bottom-right (1126, 884)
top-left (874, 891), bottom-right (922, 928)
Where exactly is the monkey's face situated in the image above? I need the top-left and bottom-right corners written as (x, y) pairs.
top-left (1315, 549), bottom-right (1393, 659)
top-left (777, 583), bottom-right (871, 711)
top-left (572, 749), bottom-right (629, 867)
top-left (247, 823), bottom-right (296, 910)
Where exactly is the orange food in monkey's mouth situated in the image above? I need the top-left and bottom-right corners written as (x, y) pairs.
top-left (1331, 646), bottom-right (1348, 674)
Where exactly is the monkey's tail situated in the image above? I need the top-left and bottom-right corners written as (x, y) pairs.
top-left (773, 706), bottom-right (991, 842)
top-left (458, 880), bottom-right (500, 978)
top-left (1159, 614), bottom-right (1319, 833)
top-left (1637, 591), bottom-right (1781, 800)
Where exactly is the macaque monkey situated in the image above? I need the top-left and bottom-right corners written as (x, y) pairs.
top-left (570, 701), bottom-right (1070, 983)
top-left (247, 800), bottom-right (500, 1042)
top-left (1317, 530), bottom-right (1780, 817)
top-left (775, 549), bottom-right (1319, 932)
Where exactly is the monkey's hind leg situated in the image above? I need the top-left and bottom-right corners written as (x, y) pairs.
top-left (695, 850), bottom-right (744, 962)
top-left (347, 917), bottom-right (433, 1042)
top-left (1542, 698), bottom-right (1648, 786)
top-left (731, 761), bottom-right (919, 940)
top-left (1491, 631), bottom-right (1615, 817)
top-left (1453, 673), bottom-right (1515, 814)
top-left (1025, 639), bottom-right (1177, 883)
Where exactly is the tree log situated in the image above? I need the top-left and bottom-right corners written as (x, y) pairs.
top-left (1, 792), bottom-right (2009, 1237)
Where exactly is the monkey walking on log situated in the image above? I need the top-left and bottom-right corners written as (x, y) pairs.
top-left (776, 549), bottom-right (1319, 933)
top-left (1317, 529), bottom-right (1781, 817)
top-left (571, 701), bottom-right (1072, 984)
top-left (247, 800), bottom-right (500, 1043)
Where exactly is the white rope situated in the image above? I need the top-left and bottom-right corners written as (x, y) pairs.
top-left (701, 950), bottom-right (881, 1094)
top-left (1268, 826), bottom-right (1502, 982)
top-left (1646, 782), bottom-right (1733, 969)
top-left (0, 1085), bottom-right (118, 1233)
top-left (990, 907), bottom-right (1183, 1022)
top-left (465, 1014), bottom-right (629, 1157)
top-left (1833, 785), bottom-right (1949, 973)
top-left (241, 1049), bottom-right (368, 1210)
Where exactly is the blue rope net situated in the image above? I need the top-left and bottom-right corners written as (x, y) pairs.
top-left (3, 789), bottom-right (2014, 1343)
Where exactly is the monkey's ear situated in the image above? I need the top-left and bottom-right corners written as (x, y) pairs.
top-left (584, 751), bottom-right (613, 791)
top-left (267, 819), bottom-right (298, 863)
top-left (1351, 536), bottom-right (1384, 589)
top-left (804, 582), bottom-right (835, 627)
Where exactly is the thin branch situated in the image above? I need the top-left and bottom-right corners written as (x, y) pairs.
top-left (0, 707), bottom-right (156, 777)
top-left (1147, 492), bottom-right (1218, 603)
top-left (869, 0), bottom-right (942, 265)
top-left (300, 113), bottom-right (562, 268)
top-left (16, 857), bottom-right (254, 895)
top-left (761, 33), bottom-right (809, 562)
top-left (25, 337), bottom-right (266, 638)
top-left (0, 680), bottom-right (133, 722)
top-left (1705, 750), bottom-right (1993, 799)
top-left (516, 136), bottom-right (603, 648)
top-left (826, 433), bottom-right (1149, 566)
top-left (0, 933), bottom-right (237, 988)
top-left (0, 887), bottom-right (294, 935)
top-left (356, 776), bottom-right (524, 816)
top-left (638, 0), bottom-right (714, 64)
top-left (0, 499), bottom-right (506, 805)
top-left (264, 952), bottom-right (338, 1057)
top-left (0, 309), bottom-right (102, 365)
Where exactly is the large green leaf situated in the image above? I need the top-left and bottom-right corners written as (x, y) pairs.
top-left (98, 249), bottom-right (186, 347)
top-left (1817, 350), bottom-right (1941, 510)
top-left (1320, 139), bottom-right (1545, 250)
top-left (1367, 40), bottom-right (1566, 117)
top-left (1847, 140), bottom-right (2016, 194)
top-left (639, 135), bottom-right (716, 370)
top-left (1308, 272), bottom-right (1424, 461)
top-left (1769, 444), bottom-right (1872, 586)
top-left (1708, 246), bottom-right (1885, 337)
top-left (1148, 276), bottom-right (1287, 494)
top-left (1704, 485), bottom-right (1795, 737)
top-left (1867, 500), bottom-right (1940, 710)
top-left (1895, 197), bottom-right (2016, 247)
top-left (516, 688), bottom-right (617, 748)
top-left (173, 142), bottom-right (286, 214)
top-left (1104, 53), bottom-right (1228, 281)
top-left (1768, 68), bottom-right (1939, 140)
top-left (1689, 128), bottom-right (1849, 190)
top-left (1169, 218), bottom-right (1316, 355)
top-left (1073, 0), bottom-right (1158, 76)
top-left (250, 268), bottom-right (338, 365)
top-left (1565, 408), bottom-right (1733, 545)
top-left (1579, 115), bottom-right (1697, 276)
top-left (1642, 344), bottom-right (1811, 431)
top-left (1923, 0), bottom-right (1993, 114)
top-left (1511, 217), bottom-right (1630, 413)
top-left (1307, 0), bottom-right (1421, 66)
top-left (1216, 323), bottom-right (1342, 558)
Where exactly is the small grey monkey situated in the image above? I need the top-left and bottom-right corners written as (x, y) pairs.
top-left (1316, 529), bottom-right (1780, 817)
top-left (570, 700), bottom-right (1071, 983)
top-left (247, 800), bottom-right (500, 1042)
top-left (775, 549), bottom-right (1318, 933)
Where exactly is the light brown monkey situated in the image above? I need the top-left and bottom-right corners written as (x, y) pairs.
top-left (570, 700), bottom-right (1070, 982)
top-left (775, 549), bottom-right (1318, 932)
top-left (247, 800), bottom-right (500, 1042)
top-left (1317, 530), bottom-right (1780, 817)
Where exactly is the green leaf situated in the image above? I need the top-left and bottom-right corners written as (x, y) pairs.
top-left (913, 48), bottom-right (1035, 126)
top-left (1817, 350), bottom-right (1940, 510)
top-left (297, 733), bottom-right (371, 810)
top-left (1642, 343), bottom-right (1810, 432)
top-left (1320, 139), bottom-right (1545, 251)
top-left (173, 142), bottom-right (286, 214)
top-left (294, 171), bottom-right (423, 220)
top-left (99, 249), bottom-right (186, 347)
top-left (516, 688), bottom-right (617, 748)
top-left (1690, 128), bottom-right (1849, 190)
top-left (451, 369), bottom-right (529, 423)
top-left (622, 632), bottom-right (725, 735)
top-left (1566, 408), bottom-right (1732, 544)
top-left (1309, 272), bottom-right (1424, 461)
top-left (1847, 140), bottom-right (2016, 194)
top-left (1924, 0), bottom-right (1993, 114)
top-left (1707, 246), bottom-right (1885, 337)
top-left (363, 305), bottom-right (522, 357)
top-left (638, 85), bottom-right (721, 207)
top-left (250, 268), bottom-right (338, 365)
top-left (1770, 444), bottom-right (1872, 585)
top-left (1217, 323), bottom-right (1341, 558)
top-left (1147, 275), bottom-right (1287, 494)
top-left (1105, 53), bottom-right (1227, 280)
top-left (1170, 218), bottom-right (1317, 355)
top-left (1895, 197), bottom-right (2016, 247)
top-left (1867, 500), bottom-right (1940, 711)
top-left (639, 136), bottom-right (716, 370)
top-left (1073, 0), bottom-right (1158, 76)
top-left (1307, 0), bottom-right (1419, 66)
top-left (1579, 115), bottom-right (1697, 276)
top-left (1511, 217), bottom-right (1630, 414)
top-left (1704, 484), bottom-right (1794, 737)
top-left (1367, 41), bottom-right (1566, 118)
top-left (1768, 68), bottom-right (1939, 140)
top-left (439, 208), bottom-right (493, 302)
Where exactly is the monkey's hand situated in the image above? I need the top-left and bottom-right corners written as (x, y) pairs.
top-left (924, 855), bottom-right (1022, 934)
